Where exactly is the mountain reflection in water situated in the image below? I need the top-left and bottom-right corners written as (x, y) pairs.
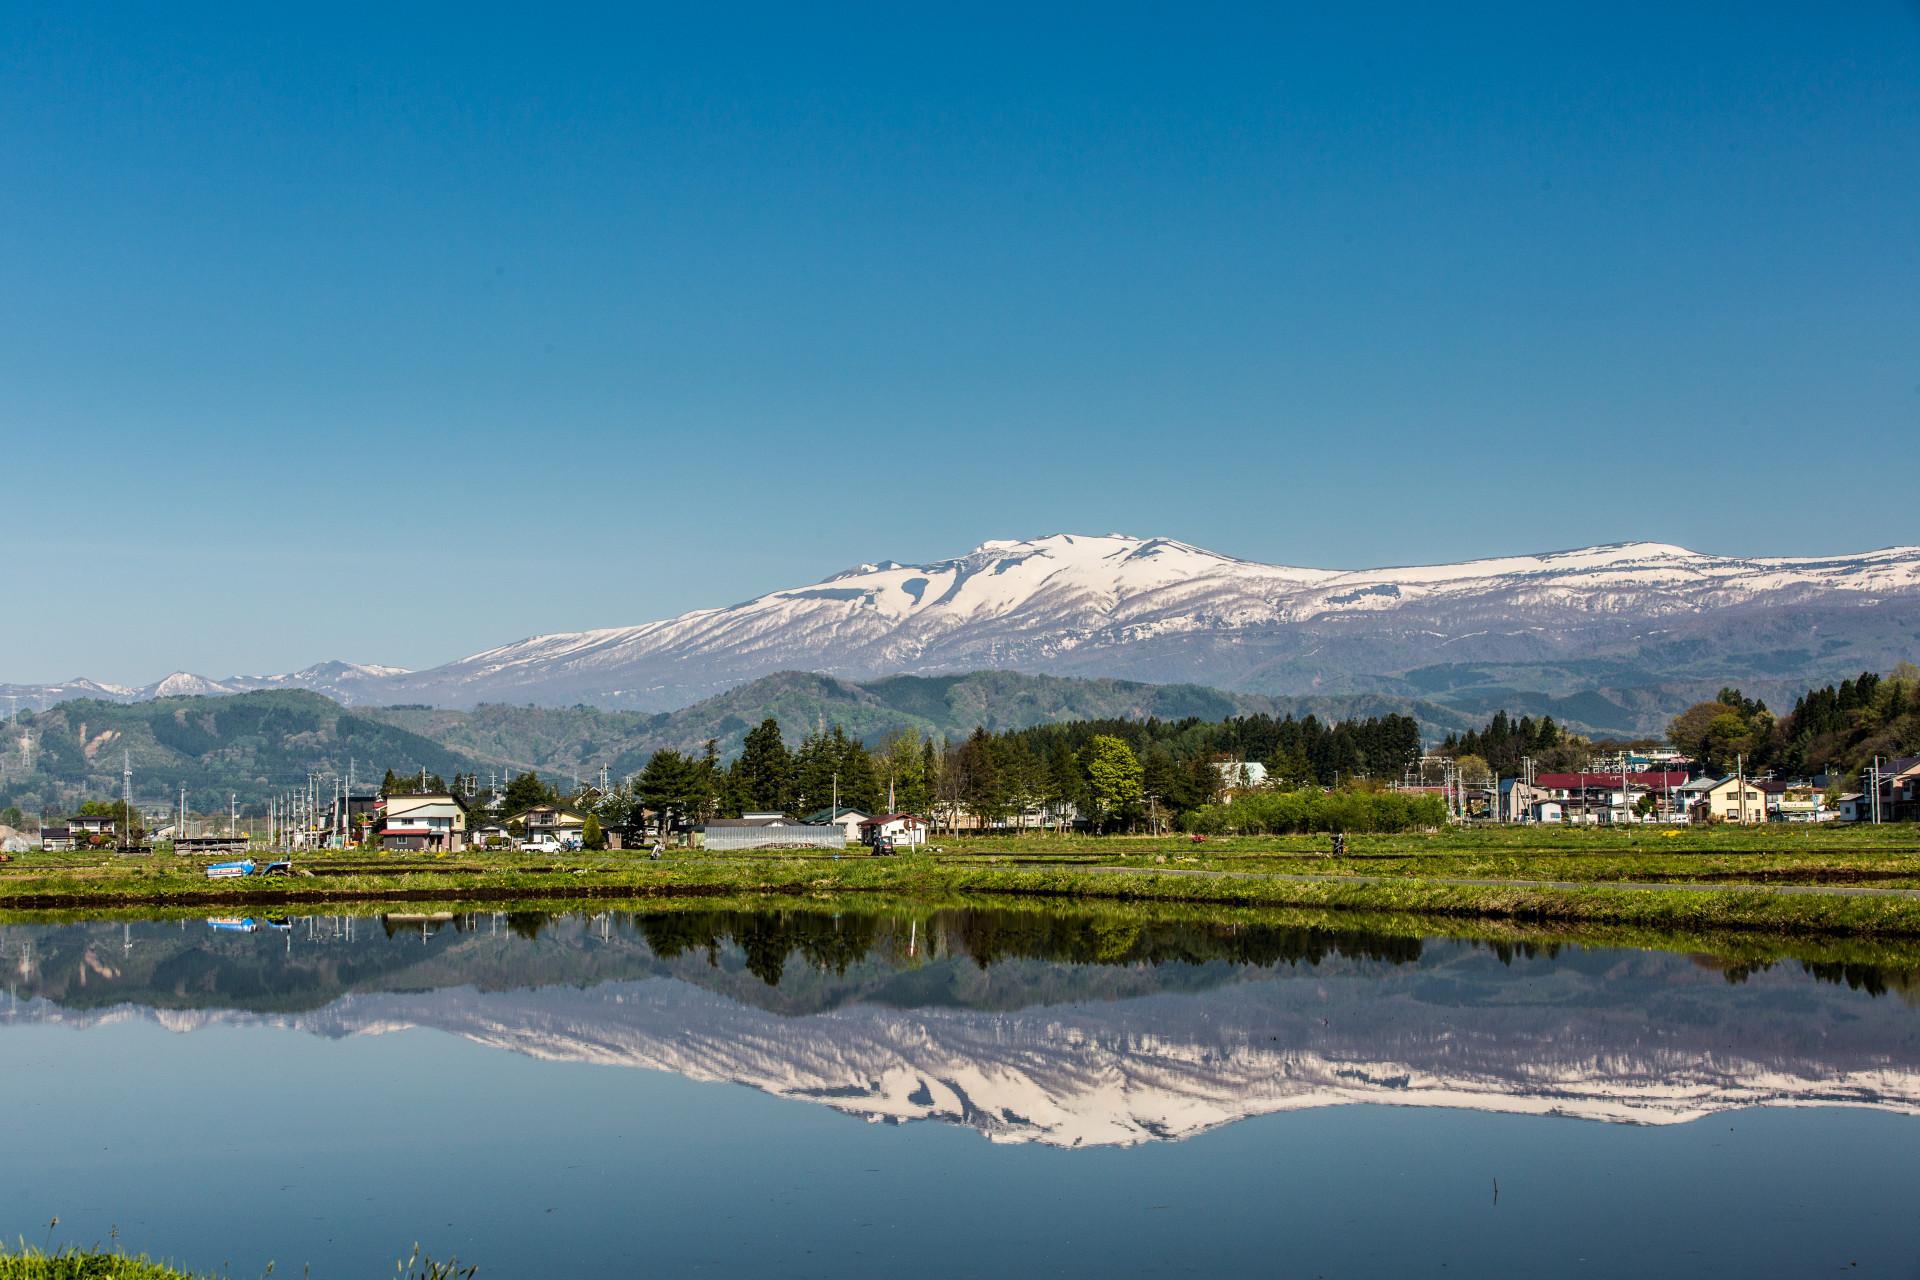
top-left (4, 907), bottom-right (1919, 1147)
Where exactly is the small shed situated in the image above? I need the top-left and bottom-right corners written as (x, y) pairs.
top-left (858, 813), bottom-right (928, 847)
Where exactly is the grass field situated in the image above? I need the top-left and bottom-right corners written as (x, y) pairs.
top-left (0, 1244), bottom-right (205, 1279)
top-left (4, 824), bottom-right (1920, 937)
top-left (0, 1241), bottom-right (470, 1280)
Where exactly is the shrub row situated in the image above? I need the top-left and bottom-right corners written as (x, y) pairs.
top-left (1182, 789), bottom-right (1448, 835)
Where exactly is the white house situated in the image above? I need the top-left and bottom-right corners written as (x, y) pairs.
top-left (859, 813), bottom-right (928, 847)
top-left (801, 806), bottom-right (871, 842)
top-left (382, 793), bottom-right (469, 852)
top-left (1214, 761), bottom-right (1268, 790)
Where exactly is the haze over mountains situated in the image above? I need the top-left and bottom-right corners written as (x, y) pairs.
top-left (10, 534), bottom-right (1920, 725)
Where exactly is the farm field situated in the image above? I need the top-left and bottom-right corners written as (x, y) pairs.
top-left (4, 824), bottom-right (1920, 938)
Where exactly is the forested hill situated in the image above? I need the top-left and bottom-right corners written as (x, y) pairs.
top-left (1, 671), bottom-right (1484, 815)
top-left (360, 670), bottom-right (1482, 782)
top-left (1, 690), bottom-right (475, 816)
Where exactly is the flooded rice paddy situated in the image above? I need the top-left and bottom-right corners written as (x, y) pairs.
top-left (2, 905), bottom-right (1918, 1277)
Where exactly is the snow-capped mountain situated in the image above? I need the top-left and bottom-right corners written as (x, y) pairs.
top-left (0, 662), bottom-right (411, 709)
top-left (365, 533), bottom-right (1920, 709)
top-left (12, 534), bottom-right (1920, 712)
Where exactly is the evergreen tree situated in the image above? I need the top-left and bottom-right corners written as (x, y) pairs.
top-left (638, 749), bottom-right (698, 829)
top-left (734, 718), bottom-right (793, 812)
top-left (502, 770), bottom-right (554, 814)
top-left (1045, 745), bottom-right (1084, 832)
top-left (956, 727), bottom-right (1004, 828)
top-left (920, 738), bottom-right (940, 810)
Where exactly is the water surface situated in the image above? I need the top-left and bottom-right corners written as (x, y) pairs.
top-left (2, 907), bottom-right (1917, 1277)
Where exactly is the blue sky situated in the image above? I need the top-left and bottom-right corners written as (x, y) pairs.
top-left (5, 2), bottom-right (1919, 683)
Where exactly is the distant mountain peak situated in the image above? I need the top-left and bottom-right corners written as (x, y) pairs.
top-left (349, 534), bottom-right (1920, 710)
top-left (10, 535), bottom-right (1920, 714)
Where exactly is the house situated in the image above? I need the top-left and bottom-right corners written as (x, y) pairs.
top-left (1867, 756), bottom-right (1920, 822)
top-left (1497, 779), bottom-right (1548, 822)
top-left (381, 792), bottom-right (469, 852)
top-left (173, 834), bottom-right (251, 857)
top-left (1680, 776), bottom-right (1769, 824)
top-left (1590, 748), bottom-right (1690, 774)
top-left (858, 813), bottom-right (928, 847)
top-left (1497, 780), bottom-right (1567, 823)
top-left (510, 804), bottom-right (588, 847)
top-left (328, 793), bottom-right (384, 840)
top-left (40, 825), bottom-right (74, 852)
top-left (1534, 772), bottom-right (1690, 824)
top-left (70, 813), bottom-right (117, 842)
top-left (1837, 756), bottom-right (1920, 821)
top-left (1213, 761), bottom-right (1269, 791)
top-left (473, 822), bottom-right (512, 848)
top-left (1759, 780), bottom-right (1833, 823)
top-left (800, 806), bottom-right (871, 842)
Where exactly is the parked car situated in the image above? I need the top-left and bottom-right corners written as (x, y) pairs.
top-left (523, 838), bottom-right (562, 854)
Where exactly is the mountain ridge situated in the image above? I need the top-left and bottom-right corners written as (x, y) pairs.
top-left (9, 533), bottom-right (1919, 714)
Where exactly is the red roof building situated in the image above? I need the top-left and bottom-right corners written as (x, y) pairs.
top-left (1535, 772), bottom-right (1690, 791)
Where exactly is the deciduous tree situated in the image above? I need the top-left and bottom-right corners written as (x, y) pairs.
top-left (1080, 735), bottom-right (1141, 830)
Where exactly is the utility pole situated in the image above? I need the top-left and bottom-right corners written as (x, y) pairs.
top-left (122, 750), bottom-right (133, 851)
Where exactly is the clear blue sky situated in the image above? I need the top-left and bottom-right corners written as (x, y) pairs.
top-left (6, 3), bottom-right (1919, 684)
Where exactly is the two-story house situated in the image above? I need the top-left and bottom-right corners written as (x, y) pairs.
top-left (510, 804), bottom-right (589, 847)
top-left (1533, 772), bottom-right (1690, 823)
top-left (380, 792), bottom-right (469, 853)
top-left (1680, 776), bottom-right (1769, 824)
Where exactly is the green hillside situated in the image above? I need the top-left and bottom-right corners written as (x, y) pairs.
top-left (362, 670), bottom-right (1482, 781)
top-left (0, 689), bottom-right (476, 817)
top-left (0, 672), bottom-right (1487, 815)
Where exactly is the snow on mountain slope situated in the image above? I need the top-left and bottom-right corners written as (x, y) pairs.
top-left (12, 534), bottom-right (1920, 711)
top-left (369, 533), bottom-right (1920, 709)
top-left (0, 662), bottom-right (414, 709)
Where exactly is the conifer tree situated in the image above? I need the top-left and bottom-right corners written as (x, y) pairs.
top-left (735, 718), bottom-right (792, 812)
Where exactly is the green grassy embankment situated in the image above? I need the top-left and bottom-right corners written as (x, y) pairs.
top-left (5, 824), bottom-right (1920, 938)
top-left (0, 1241), bottom-right (469, 1280)
top-left (0, 1245), bottom-right (206, 1279)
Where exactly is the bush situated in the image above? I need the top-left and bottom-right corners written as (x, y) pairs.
top-left (1195, 788), bottom-right (1446, 834)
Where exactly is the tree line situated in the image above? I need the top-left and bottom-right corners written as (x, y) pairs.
top-left (431, 706), bottom-right (1433, 837)
top-left (1432, 661), bottom-right (1920, 786)
top-left (1664, 664), bottom-right (1920, 781)
top-left (635, 708), bottom-right (1425, 834)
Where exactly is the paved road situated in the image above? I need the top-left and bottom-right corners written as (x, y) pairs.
top-left (1078, 864), bottom-right (1920, 900)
